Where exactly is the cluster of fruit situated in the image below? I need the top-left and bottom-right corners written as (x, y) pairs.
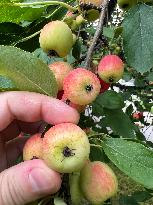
top-left (23, 123), bottom-right (118, 204)
top-left (39, 20), bottom-right (124, 113)
top-left (48, 54), bottom-right (124, 113)
top-left (23, 16), bottom-right (125, 204)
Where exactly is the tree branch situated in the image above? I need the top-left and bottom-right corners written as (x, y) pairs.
top-left (84, 0), bottom-right (110, 69)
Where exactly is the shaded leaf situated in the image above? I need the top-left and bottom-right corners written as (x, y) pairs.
top-left (72, 39), bottom-right (81, 60)
top-left (119, 195), bottom-right (138, 205)
top-left (94, 90), bottom-right (124, 110)
top-left (103, 138), bottom-right (153, 189)
top-left (103, 109), bottom-right (136, 138)
top-left (132, 191), bottom-right (152, 202)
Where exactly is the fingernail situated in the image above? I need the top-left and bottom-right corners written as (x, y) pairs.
top-left (29, 168), bottom-right (57, 193)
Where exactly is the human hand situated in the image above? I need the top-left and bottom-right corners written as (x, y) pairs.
top-left (0, 91), bottom-right (79, 205)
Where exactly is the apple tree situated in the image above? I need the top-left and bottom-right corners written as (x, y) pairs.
top-left (0, 0), bottom-right (153, 204)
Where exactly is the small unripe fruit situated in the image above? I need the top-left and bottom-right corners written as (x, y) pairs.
top-left (62, 93), bottom-right (86, 113)
top-left (79, 0), bottom-right (103, 21)
top-left (85, 9), bottom-right (100, 21)
top-left (23, 133), bottom-right (42, 161)
top-left (117, 0), bottom-right (137, 10)
top-left (80, 161), bottom-right (118, 204)
top-left (69, 172), bottom-right (85, 205)
top-left (70, 20), bottom-right (78, 31)
top-left (76, 15), bottom-right (86, 26)
top-left (98, 55), bottom-right (124, 83)
top-left (63, 68), bottom-right (101, 105)
top-left (48, 61), bottom-right (73, 91)
top-left (72, 34), bottom-right (77, 45)
top-left (39, 21), bottom-right (73, 57)
top-left (42, 123), bottom-right (90, 173)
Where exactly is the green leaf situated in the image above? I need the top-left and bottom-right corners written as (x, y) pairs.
top-left (103, 138), bottom-right (153, 189)
top-left (119, 195), bottom-right (139, 205)
top-left (72, 39), bottom-right (81, 60)
top-left (0, 1), bottom-right (44, 24)
top-left (94, 90), bottom-right (124, 110)
top-left (103, 27), bottom-right (114, 39)
top-left (90, 146), bottom-right (107, 162)
top-left (0, 75), bottom-right (16, 91)
top-left (132, 191), bottom-right (152, 202)
top-left (0, 45), bottom-right (58, 96)
top-left (147, 72), bottom-right (153, 81)
top-left (123, 4), bottom-right (153, 73)
top-left (103, 109), bottom-right (136, 138)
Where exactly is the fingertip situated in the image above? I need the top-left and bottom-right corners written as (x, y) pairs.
top-left (42, 98), bottom-right (80, 125)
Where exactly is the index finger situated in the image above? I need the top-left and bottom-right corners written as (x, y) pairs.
top-left (0, 91), bottom-right (80, 131)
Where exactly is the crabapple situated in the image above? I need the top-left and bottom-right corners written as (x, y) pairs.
top-left (23, 133), bottom-right (43, 161)
top-left (48, 61), bottom-right (72, 91)
top-left (63, 68), bottom-right (101, 105)
top-left (80, 161), bottom-right (118, 204)
top-left (39, 21), bottom-right (73, 57)
top-left (98, 55), bottom-right (124, 83)
top-left (42, 123), bottom-right (90, 173)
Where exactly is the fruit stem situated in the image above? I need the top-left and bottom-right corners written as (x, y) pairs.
top-left (13, 1), bottom-right (78, 12)
top-left (88, 132), bottom-right (110, 138)
top-left (84, 0), bottom-right (110, 69)
top-left (90, 144), bottom-right (102, 148)
top-left (12, 30), bottom-right (41, 46)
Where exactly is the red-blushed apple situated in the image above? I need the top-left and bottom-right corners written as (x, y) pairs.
top-left (80, 161), bottom-right (118, 204)
top-left (48, 61), bottom-right (73, 91)
top-left (63, 68), bottom-right (101, 105)
top-left (98, 77), bottom-right (110, 93)
top-left (132, 112), bottom-right (143, 120)
top-left (42, 123), bottom-right (90, 173)
top-left (23, 133), bottom-right (43, 161)
top-left (39, 21), bottom-right (73, 57)
top-left (62, 93), bottom-right (86, 113)
top-left (98, 55), bottom-right (124, 83)
top-left (57, 90), bottom-right (64, 100)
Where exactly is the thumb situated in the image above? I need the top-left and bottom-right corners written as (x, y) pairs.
top-left (0, 159), bottom-right (61, 205)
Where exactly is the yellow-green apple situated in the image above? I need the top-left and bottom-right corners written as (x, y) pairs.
top-left (42, 123), bottom-right (90, 173)
top-left (39, 21), bottom-right (73, 57)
